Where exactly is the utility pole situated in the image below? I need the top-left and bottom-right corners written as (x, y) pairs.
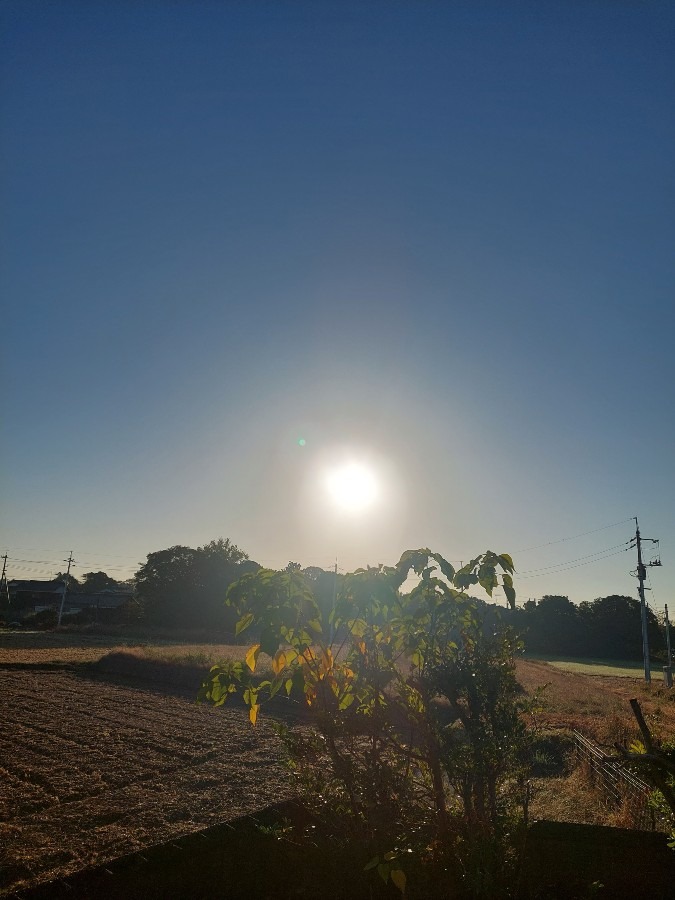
top-left (329, 559), bottom-right (338, 643)
top-left (57, 552), bottom-right (75, 627)
top-left (665, 604), bottom-right (673, 688)
top-left (0, 553), bottom-right (9, 609)
top-left (630, 518), bottom-right (661, 684)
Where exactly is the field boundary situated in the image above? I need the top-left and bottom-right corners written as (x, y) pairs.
top-left (572, 731), bottom-right (657, 831)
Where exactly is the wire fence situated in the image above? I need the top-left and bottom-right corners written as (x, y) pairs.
top-left (573, 730), bottom-right (658, 831)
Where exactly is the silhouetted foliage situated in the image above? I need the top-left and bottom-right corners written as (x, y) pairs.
top-left (510, 593), bottom-right (663, 661)
top-left (53, 572), bottom-right (81, 592)
top-left (578, 594), bottom-right (662, 660)
top-left (135, 538), bottom-right (258, 630)
top-left (77, 571), bottom-right (122, 593)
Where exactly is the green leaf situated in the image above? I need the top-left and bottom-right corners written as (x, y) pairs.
top-left (338, 692), bottom-right (355, 710)
top-left (431, 552), bottom-right (455, 582)
top-left (377, 863), bottom-right (390, 883)
top-left (364, 856), bottom-right (380, 871)
top-left (390, 869), bottom-right (407, 893)
top-left (454, 571), bottom-right (479, 590)
top-left (503, 581), bottom-right (516, 609)
top-left (498, 553), bottom-right (515, 573)
top-left (478, 565), bottom-right (498, 596)
top-left (235, 613), bottom-right (254, 636)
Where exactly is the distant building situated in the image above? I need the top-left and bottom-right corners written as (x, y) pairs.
top-left (7, 579), bottom-right (134, 616)
top-left (7, 579), bottom-right (65, 611)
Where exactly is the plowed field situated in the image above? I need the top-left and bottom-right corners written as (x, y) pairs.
top-left (0, 668), bottom-right (292, 896)
top-left (2, 634), bottom-right (673, 897)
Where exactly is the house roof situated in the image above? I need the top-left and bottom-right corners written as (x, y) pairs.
top-left (8, 579), bottom-right (65, 592)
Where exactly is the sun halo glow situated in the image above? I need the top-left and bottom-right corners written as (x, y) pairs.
top-left (325, 462), bottom-right (378, 513)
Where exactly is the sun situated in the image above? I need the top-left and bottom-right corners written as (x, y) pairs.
top-left (325, 462), bottom-right (378, 513)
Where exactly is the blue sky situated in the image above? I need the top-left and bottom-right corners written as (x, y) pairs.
top-left (2, 1), bottom-right (673, 609)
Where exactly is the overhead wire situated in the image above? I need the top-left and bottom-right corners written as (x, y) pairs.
top-left (516, 548), bottom-right (629, 579)
top-left (513, 517), bottom-right (634, 553)
top-left (0, 516), bottom-right (646, 589)
top-left (516, 542), bottom-right (629, 575)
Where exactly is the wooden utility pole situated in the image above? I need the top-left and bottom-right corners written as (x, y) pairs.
top-left (0, 553), bottom-right (9, 609)
top-left (665, 604), bottom-right (673, 688)
top-left (57, 552), bottom-right (75, 627)
top-left (631, 518), bottom-right (661, 684)
top-left (666, 605), bottom-right (673, 667)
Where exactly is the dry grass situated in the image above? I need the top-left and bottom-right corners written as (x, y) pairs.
top-left (517, 658), bottom-right (675, 744)
top-left (0, 630), bottom-right (249, 669)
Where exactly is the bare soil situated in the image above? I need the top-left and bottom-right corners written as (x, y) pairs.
top-left (2, 634), bottom-right (674, 897)
top-left (0, 667), bottom-right (293, 896)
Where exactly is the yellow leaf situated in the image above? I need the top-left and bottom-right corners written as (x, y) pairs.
top-left (321, 646), bottom-right (333, 672)
top-left (249, 703), bottom-right (260, 725)
top-left (390, 868), bottom-right (406, 893)
top-left (272, 650), bottom-right (286, 675)
top-left (245, 644), bottom-right (261, 672)
top-left (357, 640), bottom-right (366, 655)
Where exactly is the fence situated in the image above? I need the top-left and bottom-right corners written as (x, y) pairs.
top-left (573, 729), bottom-right (657, 830)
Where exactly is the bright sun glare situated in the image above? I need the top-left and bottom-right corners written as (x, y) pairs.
top-left (325, 463), bottom-right (378, 513)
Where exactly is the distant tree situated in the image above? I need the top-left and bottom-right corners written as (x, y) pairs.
top-left (135, 539), bottom-right (256, 630)
top-left (518, 592), bottom-right (664, 661)
top-left (578, 594), bottom-right (662, 661)
top-left (78, 571), bottom-right (121, 593)
top-left (53, 572), bottom-right (81, 592)
top-left (521, 595), bottom-right (587, 656)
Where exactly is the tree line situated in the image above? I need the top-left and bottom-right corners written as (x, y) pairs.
top-left (499, 593), bottom-right (664, 662)
top-left (12, 536), bottom-right (666, 661)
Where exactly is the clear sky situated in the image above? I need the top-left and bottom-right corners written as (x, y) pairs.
top-left (2, 1), bottom-right (673, 610)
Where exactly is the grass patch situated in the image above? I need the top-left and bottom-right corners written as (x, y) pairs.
top-left (90, 644), bottom-right (276, 691)
top-left (526, 655), bottom-right (645, 678)
top-left (0, 630), bottom-right (251, 668)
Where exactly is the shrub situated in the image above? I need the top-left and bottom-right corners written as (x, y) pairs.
top-left (22, 608), bottom-right (58, 630)
top-left (200, 549), bottom-right (533, 894)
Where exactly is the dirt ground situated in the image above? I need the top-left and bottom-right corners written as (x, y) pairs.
top-left (515, 658), bottom-right (675, 743)
top-left (2, 633), bottom-right (674, 897)
top-left (0, 668), bottom-right (293, 896)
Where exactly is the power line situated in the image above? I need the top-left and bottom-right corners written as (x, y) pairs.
top-left (2, 546), bottom-right (144, 561)
top-left (517, 548), bottom-right (628, 579)
top-left (517, 543), bottom-right (629, 576)
top-left (514, 517), bottom-right (634, 554)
